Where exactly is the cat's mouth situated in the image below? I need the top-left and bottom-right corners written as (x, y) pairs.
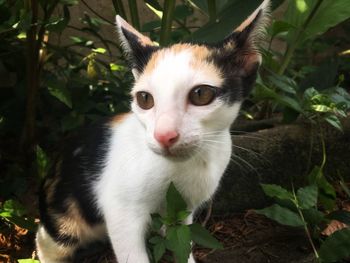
top-left (150, 144), bottom-right (197, 160)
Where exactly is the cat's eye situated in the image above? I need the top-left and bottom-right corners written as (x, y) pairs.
top-left (189, 85), bottom-right (217, 106)
top-left (136, 91), bottom-right (154, 110)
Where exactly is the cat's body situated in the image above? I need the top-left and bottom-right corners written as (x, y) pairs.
top-left (36, 1), bottom-right (269, 262)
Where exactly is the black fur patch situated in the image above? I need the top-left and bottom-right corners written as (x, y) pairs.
top-left (205, 11), bottom-right (263, 104)
top-left (121, 28), bottom-right (159, 73)
top-left (38, 118), bottom-right (112, 245)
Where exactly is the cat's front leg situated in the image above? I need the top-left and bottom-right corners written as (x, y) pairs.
top-left (105, 208), bottom-right (150, 263)
top-left (185, 213), bottom-right (197, 263)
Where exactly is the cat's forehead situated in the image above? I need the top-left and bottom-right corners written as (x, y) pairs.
top-left (135, 43), bottom-right (223, 91)
top-left (144, 43), bottom-right (211, 73)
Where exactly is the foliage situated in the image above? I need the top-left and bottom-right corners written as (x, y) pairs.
top-left (256, 179), bottom-right (350, 262)
top-left (0, 199), bottom-right (36, 232)
top-left (0, 0), bottom-right (350, 261)
top-left (147, 183), bottom-right (222, 263)
top-left (17, 259), bottom-right (40, 263)
top-left (252, 0), bottom-right (350, 121)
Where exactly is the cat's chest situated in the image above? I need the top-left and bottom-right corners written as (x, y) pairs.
top-left (102, 143), bottom-right (229, 211)
top-left (96, 116), bottom-right (231, 212)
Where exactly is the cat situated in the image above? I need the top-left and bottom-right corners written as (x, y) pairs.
top-left (36, 1), bottom-right (269, 262)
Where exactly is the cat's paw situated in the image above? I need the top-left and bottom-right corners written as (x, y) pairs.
top-left (188, 253), bottom-right (196, 263)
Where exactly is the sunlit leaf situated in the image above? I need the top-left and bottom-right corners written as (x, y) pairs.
top-left (93, 47), bottom-right (107, 54)
top-left (18, 259), bottom-right (40, 263)
top-left (311, 105), bottom-right (332, 113)
top-left (285, 0), bottom-right (350, 44)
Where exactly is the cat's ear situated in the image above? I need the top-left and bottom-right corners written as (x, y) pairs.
top-left (214, 0), bottom-right (270, 77)
top-left (116, 15), bottom-right (159, 78)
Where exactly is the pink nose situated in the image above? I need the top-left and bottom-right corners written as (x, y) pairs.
top-left (154, 130), bottom-right (179, 148)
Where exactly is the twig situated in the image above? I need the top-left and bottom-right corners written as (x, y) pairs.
top-left (202, 200), bottom-right (213, 227)
top-left (81, 0), bottom-right (114, 25)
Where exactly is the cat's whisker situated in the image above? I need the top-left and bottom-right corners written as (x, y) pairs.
top-left (201, 142), bottom-right (259, 174)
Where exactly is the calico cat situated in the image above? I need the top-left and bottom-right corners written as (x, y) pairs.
top-left (36, 1), bottom-right (269, 262)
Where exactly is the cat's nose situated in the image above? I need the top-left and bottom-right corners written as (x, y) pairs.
top-left (154, 130), bottom-right (179, 148)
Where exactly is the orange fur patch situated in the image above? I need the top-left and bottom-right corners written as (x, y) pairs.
top-left (142, 43), bottom-right (222, 83)
top-left (110, 112), bottom-right (131, 127)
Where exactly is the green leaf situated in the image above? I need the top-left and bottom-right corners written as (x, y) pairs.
top-left (151, 214), bottom-right (163, 231)
top-left (17, 9), bottom-right (32, 31)
top-left (311, 105), bottom-right (332, 113)
top-left (302, 208), bottom-right (324, 225)
top-left (324, 115), bottom-right (343, 132)
top-left (144, 0), bottom-right (163, 11)
top-left (166, 225), bottom-right (191, 263)
top-left (0, 200), bottom-right (36, 231)
top-left (308, 166), bottom-right (336, 210)
top-left (319, 228), bottom-right (350, 263)
top-left (18, 259), bottom-right (40, 263)
top-left (47, 84), bottom-right (72, 108)
top-left (300, 59), bottom-right (339, 91)
top-left (285, 0), bottom-right (350, 44)
top-left (189, 0), bottom-right (262, 43)
top-left (270, 20), bottom-right (295, 38)
top-left (189, 223), bottom-right (223, 249)
top-left (2, 200), bottom-right (26, 217)
top-left (92, 47), bottom-right (107, 54)
top-left (46, 6), bottom-right (70, 32)
top-left (326, 210), bottom-right (350, 226)
top-left (36, 145), bottom-right (49, 179)
top-left (188, 0), bottom-right (207, 12)
top-left (166, 182), bottom-right (187, 221)
top-left (303, 87), bottom-right (319, 101)
top-left (261, 184), bottom-right (294, 201)
top-left (254, 83), bottom-right (303, 113)
top-left (255, 204), bottom-right (304, 227)
top-left (153, 241), bottom-right (166, 262)
top-left (296, 185), bottom-right (318, 209)
top-left (176, 210), bottom-right (191, 222)
top-left (61, 112), bottom-right (85, 132)
top-left (268, 73), bottom-right (297, 95)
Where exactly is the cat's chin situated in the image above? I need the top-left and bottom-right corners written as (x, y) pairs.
top-left (150, 146), bottom-right (196, 161)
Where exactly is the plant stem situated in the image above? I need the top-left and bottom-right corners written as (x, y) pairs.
top-left (111, 0), bottom-right (127, 19)
top-left (22, 0), bottom-right (39, 154)
top-left (159, 0), bottom-right (176, 46)
top-left (298, 209), bottom-right (321, 262)
top-left (22, 0), bottom-right (59, 155)
top-left (278, 0), bottom-right (324, 75)
top-left (128, 0), bottom-right (140, 30)
top-left (292, 185), bottom-right (320, 262)
top-left (207, 0), bottom-right (216, 23)
top-left (318, 119), bottom-right (327, 171)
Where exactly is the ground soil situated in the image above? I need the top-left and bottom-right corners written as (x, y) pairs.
top-left (1, 211), bottom-right (318, 263)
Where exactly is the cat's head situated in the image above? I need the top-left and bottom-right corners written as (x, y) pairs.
top-left (116, 0), bottom-right (269, 159)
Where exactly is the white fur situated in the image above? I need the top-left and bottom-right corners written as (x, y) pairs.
top-left (36, 226), bottom-right (77, 263)
top-left (37, 3), bottom-right (267, 261)
top-left (93, 49), bottom-right (242, 263)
